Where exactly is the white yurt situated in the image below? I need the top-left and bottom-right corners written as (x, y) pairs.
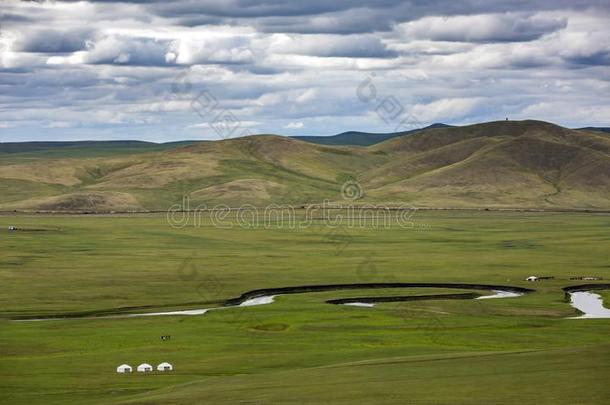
top-left (137, 363), bottom-right (153, 373)
top-left (116, 364), bottom-right (132, 373)
top-left (157, 362), bottom-right (173, 372)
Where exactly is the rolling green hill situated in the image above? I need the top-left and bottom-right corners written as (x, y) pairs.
top-left (0, 120), bottom-right (609, 211)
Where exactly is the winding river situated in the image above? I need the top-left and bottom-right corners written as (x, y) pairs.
top-left (15, 283), bottom-right (531, 321)
top-left (13, 282), bottom-right (610, 321)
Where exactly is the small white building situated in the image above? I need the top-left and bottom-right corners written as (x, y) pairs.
top-left (526, 276), bottom-right (538, 282)
top-left (116, 364), bottom-right (132, 373)
top-left (137, 363), bottom-right (153, 373)
top-left (157, 362), bottom-right (173, 372)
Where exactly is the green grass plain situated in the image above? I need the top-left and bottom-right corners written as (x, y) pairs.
top-left (1, 211), bottom-right (609, 404)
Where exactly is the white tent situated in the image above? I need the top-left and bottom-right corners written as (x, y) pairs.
top-left (157, 362), bottom-right (173, 371)
top-left (116, 364), bottom-right (132, 373)
top-left (137, 363), bottom-right (153, 372)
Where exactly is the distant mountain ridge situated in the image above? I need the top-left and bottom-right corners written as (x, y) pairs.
top-left (293, 123), bottom-right (452, 146)
top-left (0, 140), bottom-right (197, 157)
top-left (578, 127), bottom-right (610, 134)
top-left (0, 120), bottom-right (609, 211)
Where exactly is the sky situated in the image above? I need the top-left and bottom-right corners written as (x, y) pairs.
top-left (0, 0), bottom-right (609, 142)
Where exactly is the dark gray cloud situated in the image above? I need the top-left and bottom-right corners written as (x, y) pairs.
top-left (150, 0), bottom-right (403, 19)
top-left (565, 51), bottom-right (610, 66)
top-left (253, 9), bottom-right (397, 35)
top-left (14, 29), bottom-right (93, 53)
top-left (0, 12), bottom-right (35, 23)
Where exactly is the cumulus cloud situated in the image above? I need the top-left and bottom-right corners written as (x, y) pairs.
top-left (398, 13), bottom-right (567, 43)
top-left (44, 36), bottom-right (172, 66)
top-left (168, 36), bottom-right (255, 65)
top-left (554, 31), bottom-right (610, 66)
top-left (85, 36), bottom-right (173, 66)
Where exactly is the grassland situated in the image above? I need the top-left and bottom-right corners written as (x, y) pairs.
top-left (1, 211), bottom-right (609, 404)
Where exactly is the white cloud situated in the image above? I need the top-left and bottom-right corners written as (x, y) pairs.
top-left (169, 36), bottom-right (255, 65)
top-left (296, 89), bottom-right (317, 104)
top-left (187, 120), bottom-right (260, 129)
top-left (267, 34), bottom-right (395, 58)
top-left (412, 98), bottom-right (485, 122)
top-left (46, 121), bottom-right (77, 128)
top-left (397, 13), bottom-right (567, 43)
top-left (519, 102), bottom-right (610, 125)
top-left (284, 121), bottom-right (304, 129)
